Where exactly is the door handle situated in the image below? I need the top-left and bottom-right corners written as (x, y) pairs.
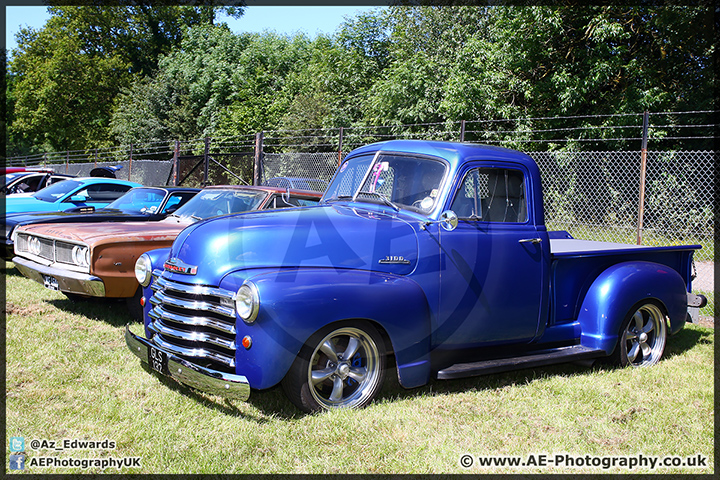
top-left (519, 238), bottom-right (542, 244)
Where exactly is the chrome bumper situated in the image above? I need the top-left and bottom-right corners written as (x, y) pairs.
top-left (125, 325), bottom-right (250, 401)
top-left (12, 255), bottom-right (105, 297)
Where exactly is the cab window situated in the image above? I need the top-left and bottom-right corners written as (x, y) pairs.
top-left (450, 168), bottom-right (527, 223)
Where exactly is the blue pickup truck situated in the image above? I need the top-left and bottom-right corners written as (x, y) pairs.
top-left (126, 140), bottom-right (706, 413)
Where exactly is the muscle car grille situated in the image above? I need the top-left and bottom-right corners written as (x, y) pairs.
top-left (15, 233), bottom-right (87, 269)
top-left (148, 273), bottom-right (237, 373)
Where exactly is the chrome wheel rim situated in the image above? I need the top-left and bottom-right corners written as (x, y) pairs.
top-left (623, 304), bottom-right (667, 367)
top-left (307, 327), bottom-right (381, 409)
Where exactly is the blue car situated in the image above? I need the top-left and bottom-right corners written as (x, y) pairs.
top-left (4, 177), bottom-right (141, 216)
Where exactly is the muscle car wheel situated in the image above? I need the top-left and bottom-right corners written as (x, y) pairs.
top-left (612, 302), bottom-right (667, 367)
top-left (282, 322), bottom-right (386, 413)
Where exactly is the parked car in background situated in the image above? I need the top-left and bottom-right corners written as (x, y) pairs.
top-left (4, 177), bottom-right (141, 216)
top-left (264, 177), bottom-right (329, 192)
top-left (12, 185), bottom-right (322, 319)
top-left (3, 186), bottom-right (200, 259)
top-left (3, 165), bottom-right (125, 195)
top-left (3, 168), bottom-right (75, 195)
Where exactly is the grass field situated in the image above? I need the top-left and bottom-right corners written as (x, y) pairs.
top-left (4, 261), bottom-right (715, 474)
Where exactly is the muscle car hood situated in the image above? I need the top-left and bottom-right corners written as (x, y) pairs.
top-left (166, 205), bottom-right (420, 284)
top-left (16, 216), bottom-right (194, 247)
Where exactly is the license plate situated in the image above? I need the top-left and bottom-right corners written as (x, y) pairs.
top-left (148, 346), bottom-right (169, 376)
top-left (42, 275), bottom-right (59, 291)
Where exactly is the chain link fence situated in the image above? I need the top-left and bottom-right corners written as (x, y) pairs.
top-left (261, 152), bottom-right (341, 186)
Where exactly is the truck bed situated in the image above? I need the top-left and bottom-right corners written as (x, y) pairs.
top-left (550, 238), bottom-right (701, 258)
top-left (547, 233), bottom-right (700, 325)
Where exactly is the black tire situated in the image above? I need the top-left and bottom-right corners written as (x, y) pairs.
top-left (609, 301), bottom-right (668, 367)
top-left (281, 321), bottom-right (386, 413)
top-left (125, 286), bottom-right (144, 321)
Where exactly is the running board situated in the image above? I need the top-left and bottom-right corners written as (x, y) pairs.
top-left (436, 345), bottom-right (606, 380)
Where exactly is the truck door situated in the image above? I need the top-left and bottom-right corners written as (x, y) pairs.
top-left (436, 165), bottom-right (548, 348)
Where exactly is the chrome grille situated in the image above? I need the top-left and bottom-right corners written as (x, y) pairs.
top-left (14, 232), bottom-right (89, 272)
top-left (16, 233), bottom-right (55, 262)
top-left (55, 241), bottom-right (78, 265)
top-left (148, 273), bottom-right (237, 372)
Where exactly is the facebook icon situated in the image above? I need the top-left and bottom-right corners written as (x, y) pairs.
top-left (9, 454), bottom-right (26, 470)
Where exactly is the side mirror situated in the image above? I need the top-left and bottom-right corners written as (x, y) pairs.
top-left (439, 210), bottom-right (458, 231)
top-left (421, 210), bottom-right (458, 232)
top-left (69, 195), bottom-right (88, 203)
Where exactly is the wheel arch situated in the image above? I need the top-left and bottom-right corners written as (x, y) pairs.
top-left (232, 268), bottom-right (434, 391)
top-left (577, 261), bottom-right (687, 355)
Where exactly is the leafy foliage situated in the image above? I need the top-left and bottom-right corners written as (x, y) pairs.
top-left (6, 5), bottom-right (715, 155)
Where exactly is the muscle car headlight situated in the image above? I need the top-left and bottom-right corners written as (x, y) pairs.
top-left (135, 253), bottom-right (152, 287)
top-left (28, 236), bottom-right (42, 256)
top-left (235, 282), bottom-right (259, 324)
top-left (71, 245), bottom-right (90, 268)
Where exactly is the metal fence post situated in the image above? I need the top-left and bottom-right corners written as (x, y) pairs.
top-left (460, 120), bottom-right (466, 142)
top-left (66, 151), bottom-right (69, 173)
top-left (636, 111), bottom-right (649, 245)
top-left (94, 149), bottom-right (98, 168)
top-left (129, 143), bottom-right (133, 182)
top-left (173, 140), bottom-right (180, 186)
top-left (338, 127), bottom-right (344, 166)
top-left (254, 132), bottom-right (264, 186)
top-left (203, 137), bottom-right (210, 186)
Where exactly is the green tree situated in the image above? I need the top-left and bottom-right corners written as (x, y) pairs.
top-left (8, 5), bottom-right (244, 153)
top-left (441, 6), bottom-right (715, 150)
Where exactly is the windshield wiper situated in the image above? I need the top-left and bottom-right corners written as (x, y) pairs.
top-left (322, 195), bottom-right (353, 203)
top-left (357, 191), bottom-right (400, 212)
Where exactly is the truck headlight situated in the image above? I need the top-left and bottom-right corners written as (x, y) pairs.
top-left (72, 245), bottom-right (90, 268)
top-left (135, 253), bottom-right (152, 287)
top-left (235, 282), bottom-right (259, 324)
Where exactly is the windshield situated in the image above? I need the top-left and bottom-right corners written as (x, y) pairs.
top-left (323, 152), bottom-right (447, 214)
top-left (33, 180), bottom-right (83, 203)
top-left (170, 188), bottom-right (268, 221)
top-left (103, 187), bottom-right (167, 214)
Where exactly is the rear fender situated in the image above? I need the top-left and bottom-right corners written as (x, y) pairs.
top-left (224, 268), bottom-right (433, 391)
top-left (578, 261), bottom-right (687, 354)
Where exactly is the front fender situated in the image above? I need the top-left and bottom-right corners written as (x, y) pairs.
top-left (140, 247), bottom-right (171, 332)
top-left (224, 268), bottom-right (433, 391)
top-left (578, 261), bottom-right (688, 354)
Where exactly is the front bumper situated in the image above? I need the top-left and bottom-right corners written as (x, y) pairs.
top-left (125, 326), bottom-right (251, 401)
top-left (13, 256), bottom-right (106, 297)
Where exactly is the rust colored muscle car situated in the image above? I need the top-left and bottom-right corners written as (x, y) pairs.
top-left (12, 185), bottom-right (322, 318)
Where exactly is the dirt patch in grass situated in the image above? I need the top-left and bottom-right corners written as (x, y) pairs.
top-left (4, 302), bottom-right (52, 316)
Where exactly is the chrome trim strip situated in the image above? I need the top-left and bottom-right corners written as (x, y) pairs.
top-left (150, 334), bottom-right (236, 368)
top-left (125, 326), bottom-right (249, 400)
top-left (151, 289), bottom-right (236, 318)
top-left (154, 275), bottom-right (235, 300)
top-left (148, 305), bottom-right (236, 335)
top-left (148, 318), bottom-right (236, 351)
